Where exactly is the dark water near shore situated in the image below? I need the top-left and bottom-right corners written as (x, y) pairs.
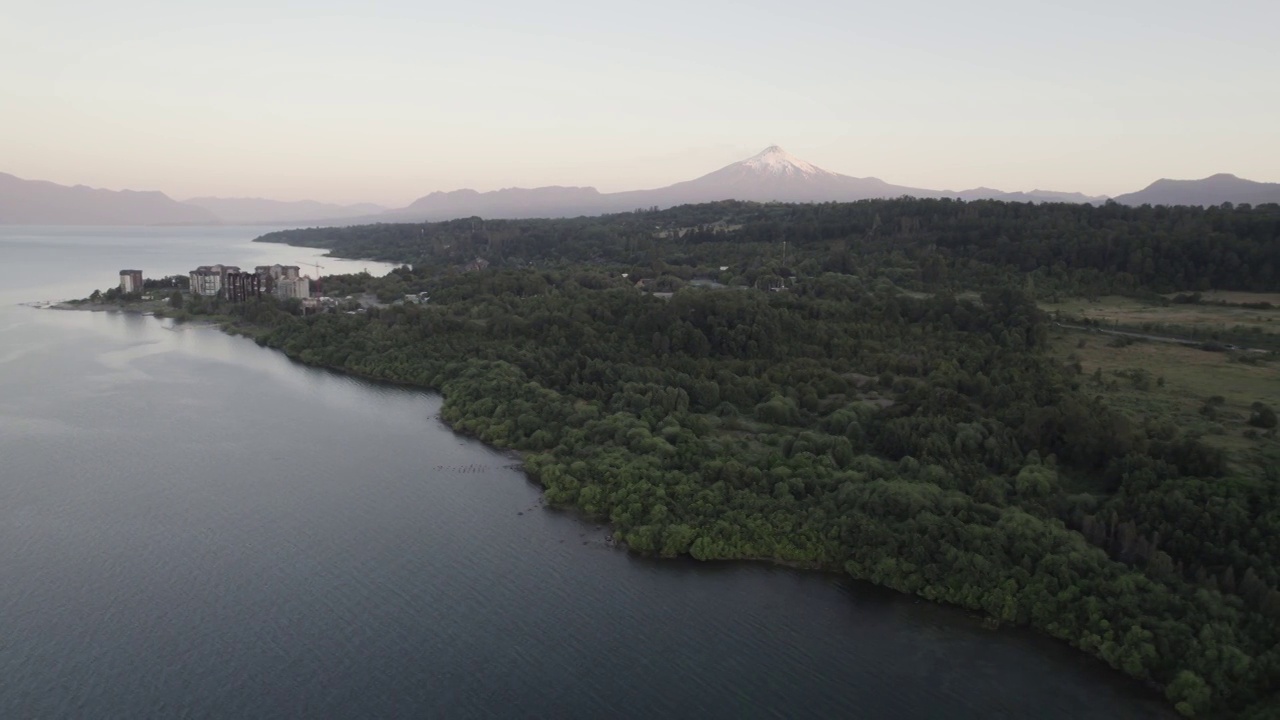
top-left (0, 227), bottom-right (1172, 718)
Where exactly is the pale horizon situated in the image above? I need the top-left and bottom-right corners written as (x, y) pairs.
top-left (3, 0), bottom-right (1277, 207)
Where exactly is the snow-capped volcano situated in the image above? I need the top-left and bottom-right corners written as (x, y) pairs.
top-left (608, 145), bottom-right (935, 206)
top-left (381, 145), bottom-right (1106, 222)
top-left (737, 146), bottom-right (829, 176)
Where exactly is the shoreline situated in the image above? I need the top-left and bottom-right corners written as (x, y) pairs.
top-left (44, 296), bottom-right (829, 569)
top-left (38, 296), bottom-right (1182, 716)
top-left (36, 298), bottom-right (229, 330)
top-left (203, 324), bottom-right (1177, 710)
top-left (47, 300), bottom-right (156, 314)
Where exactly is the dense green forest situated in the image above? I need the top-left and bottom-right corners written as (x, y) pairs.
top-left (242, 198), bottom-right (1280, 718)
top-left (260, 198), bottom-right (1280, 294)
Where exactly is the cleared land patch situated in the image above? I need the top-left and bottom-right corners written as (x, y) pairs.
top-left (1043, 294), bottom-right (1279, 336)
top-left (1172, 290), bottom-right (1280, 306)
top-left (1049, 327), bottom-right (1279, 471)
top-left (1042, 294), bottom-right (1280, 353)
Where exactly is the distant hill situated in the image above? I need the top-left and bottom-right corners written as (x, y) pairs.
top-left (0, 172), bottom-right (217, 225)
top-left (1112, 174), bottom-right (1280, 207)
top-left (183, 197), bottom-right (386, 224)
top-left (950, 187), bottom-right (1109, 204)
top-left (36, 153), bottom-right (1277, 228)
top-left (384, 146), bottom-right (1106, 222)
top-left (610, 145), bottom-right (941, 207)
top-left (395, 186), bottom-right (609, 221)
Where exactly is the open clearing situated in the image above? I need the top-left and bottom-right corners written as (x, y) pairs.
top-left (1170, 290), bottom-right (1280, 306)
top-left (1041, 295), bottom-right (1280, 339)
top-left (1049, 327), bottom-right (1280, 468)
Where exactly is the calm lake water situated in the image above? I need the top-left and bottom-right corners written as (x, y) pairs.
top-left (0, 227), bottom-right (1172, 718)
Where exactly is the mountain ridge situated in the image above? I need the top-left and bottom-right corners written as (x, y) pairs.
top-left (381, 146), bottom-right (1111, 222)
top-left (0, 172), bottom-right (217, 225)
top-left (5, 150), bottom-right (1276, 226)
top-left (182, 196), bottom-right (386, 225)
top-left (1111, 174), bottom-right (1280, 207)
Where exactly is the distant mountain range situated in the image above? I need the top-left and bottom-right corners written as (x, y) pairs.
top-left (0, 172), bottom-right (217, 225)
top-left (2, 149), bottom-right (1277, 226)
top-left (183, 197), bottom-right (387, 225)
top-left (0, 173), bottom-right (386, 226)
top-left (1111, 173), bottom-right (1280, 207)
top-left (379, 146), bottom-right (1111, 222)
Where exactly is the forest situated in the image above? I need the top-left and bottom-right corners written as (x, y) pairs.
top-left (238, 198), bottom-right (1280, 718)
top-left (259, 197), bottom-right (1280, 294)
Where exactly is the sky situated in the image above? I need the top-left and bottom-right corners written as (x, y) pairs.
top-left (2, 0), bottom-right (1277, 205)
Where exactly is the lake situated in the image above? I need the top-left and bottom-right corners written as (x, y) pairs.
top-left (0, 226), bottom-right (1172, 718)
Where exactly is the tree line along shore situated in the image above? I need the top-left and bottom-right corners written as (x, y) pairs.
top-left (86, 197), bottom-right (1280, 718)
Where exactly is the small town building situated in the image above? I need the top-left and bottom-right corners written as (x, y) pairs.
top-left (275, 276), bottom-right (311, 300)
top-left (119, 270), bottom-right (143, 294)
top-left (189, 268), bottom-right (222, 297)
top-left (224, 271), bottom-right (262, 302)
top-left (189, 265), bottom-right (242, 297)
top-left (254, 265), bottom-right (301, 294)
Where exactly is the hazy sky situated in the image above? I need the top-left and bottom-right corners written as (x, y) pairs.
top-left (3, 0), bottom-right (1277, 205)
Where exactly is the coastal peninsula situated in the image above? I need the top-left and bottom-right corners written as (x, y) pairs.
top-left (74, 198), bottom-right (1280, 718)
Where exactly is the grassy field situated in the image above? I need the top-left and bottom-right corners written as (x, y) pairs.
top-left (1049, 326), bottom-right (1280, 475)
top-left (1173, 290), bottom-right (1280, 305)
top-left (1041, 294), bottom-right (1280, 340)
